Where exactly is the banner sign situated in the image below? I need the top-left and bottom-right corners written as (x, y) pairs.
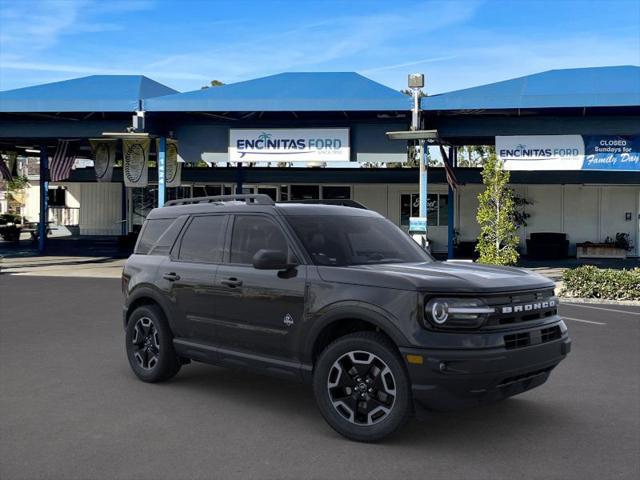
top-left (123, 138), bottom-right (149, 187)
top-left (582, 136), bottom-right (640, 171)
top-left (229, 128), bottom-right (350, 163)
top-left (90, 139), bottom-right (116, 182)
top-left (497, 135), bottom-right (585, 170)
top-left (497, 135), bottom-right (640, 171)
top-left (155, 138), bottom-right (181, 187)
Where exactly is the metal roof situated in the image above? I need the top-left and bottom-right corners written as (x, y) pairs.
top-left (145, 72), bottom-right (411, 112)
top-left (422, 66), bottom-right (640, 111)
top-left (0, 75), bottom-right (178, 113)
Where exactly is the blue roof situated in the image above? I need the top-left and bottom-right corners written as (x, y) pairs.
top-left (145, 72), bottom-right (411, 112)
top-left (0, 75), bottom-right (178, 113)
top-left (422, 66), bottom-right (640, 111)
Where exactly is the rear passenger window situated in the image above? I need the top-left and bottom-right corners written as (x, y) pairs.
top-left (135, 218), bottom-right (174, 254)
top-left (149, 216), bottom-right (187, 255)
top-left (178, 215), bottom-right (227, 263)
top-left (230, 216), bottom-right (288, 264)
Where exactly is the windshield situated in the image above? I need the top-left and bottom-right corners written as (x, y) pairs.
top-left (286, 215), bottom-right (432, 266)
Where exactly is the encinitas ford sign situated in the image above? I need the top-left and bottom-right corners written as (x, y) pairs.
top-left (497, 135), bottom-right (640, 171)
top-left (229, 128), bottom-right (350, 162)
top-left (497, 135), bottom-right (585, 170)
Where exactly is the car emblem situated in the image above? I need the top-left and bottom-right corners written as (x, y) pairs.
top-left (283, 313), bottom-right (294, 327)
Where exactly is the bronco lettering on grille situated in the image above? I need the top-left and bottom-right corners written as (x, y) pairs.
top-left (501, 299), bottom-right (556, 315)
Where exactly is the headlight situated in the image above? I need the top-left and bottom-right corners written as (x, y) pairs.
top-left (424, 298), bottom-right (494, 329)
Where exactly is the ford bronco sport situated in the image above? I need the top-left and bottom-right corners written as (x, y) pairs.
top-left (122, 194), bottom-right (571, 442)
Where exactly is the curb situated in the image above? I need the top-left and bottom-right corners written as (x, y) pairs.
top-left (558, 296), bottom-right (640, 306)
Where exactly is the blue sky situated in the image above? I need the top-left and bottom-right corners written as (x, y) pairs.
top-left (0, 0), bottom-right (638, 94)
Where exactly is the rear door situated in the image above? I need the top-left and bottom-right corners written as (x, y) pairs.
top-left (161, 214), bottom-right (229, 340)
top-left (211, 213), bottom-right (307, 360)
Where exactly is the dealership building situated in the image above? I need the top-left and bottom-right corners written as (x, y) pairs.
top-left (1, 65), bottom-right (639, 258)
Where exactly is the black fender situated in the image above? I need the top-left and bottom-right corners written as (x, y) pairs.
top-left (300, 300), bottom-right (410, 366)
top-left (124, 284), bottom-right (178, 333)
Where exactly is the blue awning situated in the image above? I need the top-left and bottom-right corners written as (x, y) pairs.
top-left (145, 72), bottom-right (411, 112)
top-left (422, 66), bottom-right (640, 111)
top-left (0, 75), bottom-right (178, 113)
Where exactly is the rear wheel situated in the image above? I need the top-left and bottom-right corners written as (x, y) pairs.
top-left (313, 332), bottom-right (411, 442)
top-left (125, 304), bottom-right (181, 383)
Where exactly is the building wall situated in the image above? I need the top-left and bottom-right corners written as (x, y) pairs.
top-left (42, 180), bottom-right (639, 257)
top-left (77, 183), bottom-right (122, 235)
top-left (457, 183), bottom-right (640, 256)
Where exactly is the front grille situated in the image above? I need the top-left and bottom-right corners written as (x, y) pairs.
top-left (504, 332), bottom-right (530, 349)
top-left (498, 366), bottom-right (554, 388)
top-left (483, 289), bottom-right (557, 328)
top-left (504, 325), bottom-right (562, 350)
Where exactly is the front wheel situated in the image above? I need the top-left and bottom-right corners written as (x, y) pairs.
top-left (313, 332), bottom-right (411, 442)
top-left (125, 304), bottom-right (181, 383)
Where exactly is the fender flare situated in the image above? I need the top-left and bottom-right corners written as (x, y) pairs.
top-left (125, 285), bottom-right (176, 331)
top-left (302, 301), bottom-right (410, 364)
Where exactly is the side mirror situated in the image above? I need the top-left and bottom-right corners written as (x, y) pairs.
top-left (252, 249), bottom-right (295, 270)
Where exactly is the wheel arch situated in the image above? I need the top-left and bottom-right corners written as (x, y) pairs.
top-left (124, 286), bottom-right (172, 329)
top-left (304, 303), bottom-right (409, 367)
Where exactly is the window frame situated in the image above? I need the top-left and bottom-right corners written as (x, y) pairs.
top-left (171, 213), bottom-right (230, 265)
top-left (224, 213), bottom-right (304, 267)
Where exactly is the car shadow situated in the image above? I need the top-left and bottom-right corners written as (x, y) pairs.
top-left (149, 362), bottom-right (573, 445)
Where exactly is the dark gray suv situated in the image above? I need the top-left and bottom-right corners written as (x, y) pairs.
top-left (122, 194), bottom-right (570, 442)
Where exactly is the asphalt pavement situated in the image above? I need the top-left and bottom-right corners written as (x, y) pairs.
top-left (0, 276), bottom-right (638, 480)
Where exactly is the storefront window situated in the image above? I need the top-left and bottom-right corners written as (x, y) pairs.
top-left (400, 193), bottom-right (448, 228)
top-left (322, 185), bottom-right (351, 199)
top-left (131, 187), bottom-right (158, 230)
top-left (166, 186), bottom-right (192, 201)
top-left (290, 185), bottom-right (320, 200)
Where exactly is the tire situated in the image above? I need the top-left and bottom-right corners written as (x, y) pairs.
top-left (313, 331), bottom-right (411, 442)
top-left (125, 304), bottom-right (181, 383)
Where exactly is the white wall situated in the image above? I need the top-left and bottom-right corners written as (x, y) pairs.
top-left (78, 182), bottom-right (122, 235)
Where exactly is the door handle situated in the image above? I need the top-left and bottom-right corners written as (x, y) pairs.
top-left (163, 272), bottom-right (181, 281)
top-left (220, 277), bottom-right (243, 288)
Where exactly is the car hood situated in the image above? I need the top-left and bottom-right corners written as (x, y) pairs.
top-left (317, 261), bottom-right (554, 294)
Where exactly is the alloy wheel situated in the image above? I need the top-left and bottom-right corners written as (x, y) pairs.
top-left (131, 317), bottom-right (160, 370)
top-left (326, 350), bottom-right (396, 426)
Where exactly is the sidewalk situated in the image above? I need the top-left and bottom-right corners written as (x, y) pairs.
top-left (0, 255), bottom-right (125, 278)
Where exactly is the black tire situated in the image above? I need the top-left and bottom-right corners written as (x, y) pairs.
top-left (313, 331), bottom-right (411, 442)
top-left (125, 304), bottom-right (181, 383)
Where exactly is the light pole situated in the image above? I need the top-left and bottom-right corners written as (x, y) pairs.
top-left (408, 73), bottom-right (428, 248)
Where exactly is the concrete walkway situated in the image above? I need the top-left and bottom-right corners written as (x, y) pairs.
top-left (0, 255), bottom-right (125, 278)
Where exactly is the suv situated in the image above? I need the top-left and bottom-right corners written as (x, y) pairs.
top-left (122, 194), bottom-right (571, 442)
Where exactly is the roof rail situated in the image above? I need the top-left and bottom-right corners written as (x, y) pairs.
top-left (277, 199), bottom-right (368, 209)
top-left (164, 194), bottom-right (275, 207)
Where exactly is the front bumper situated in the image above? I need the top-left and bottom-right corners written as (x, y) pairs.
top-left (400, 320), bottom-right (571, 411)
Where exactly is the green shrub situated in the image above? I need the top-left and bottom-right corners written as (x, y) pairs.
top-left (562, 265), bottom-right (640, 300)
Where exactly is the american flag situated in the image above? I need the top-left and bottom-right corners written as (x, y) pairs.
top-left (0, 156), bottom-right (12, 181)
top-left (439, 145), bottom-right (458, 190)
top-left (49, 140), bottom-right (78, 182)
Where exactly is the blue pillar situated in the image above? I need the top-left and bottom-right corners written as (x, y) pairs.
top-left (157, 137), bottom-right (166, 207)
top-left (38, 145), bottom-right (48, 254)
top-left (447, 146), bottom-right (456, 259)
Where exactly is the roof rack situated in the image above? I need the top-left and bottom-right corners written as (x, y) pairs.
top-left (277, 199), bottom-right (368, 209)
top-left (164, 194), bottom-right (275, 207)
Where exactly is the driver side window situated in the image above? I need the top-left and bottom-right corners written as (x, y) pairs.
top-left (229, 215), bottom-right (291, 265)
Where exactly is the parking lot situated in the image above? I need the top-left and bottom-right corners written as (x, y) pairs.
top-left (1, 275), bottom-right (638, 480)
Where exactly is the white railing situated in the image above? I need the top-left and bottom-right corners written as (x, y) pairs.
top-left (48, 207), bottom-right (79, 226)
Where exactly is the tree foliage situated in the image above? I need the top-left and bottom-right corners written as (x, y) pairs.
top-left (475, 153), bottom-right (519, 265)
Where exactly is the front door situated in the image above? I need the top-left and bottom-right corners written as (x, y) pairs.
top-left (211, 214), bottom-right (306, 360)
